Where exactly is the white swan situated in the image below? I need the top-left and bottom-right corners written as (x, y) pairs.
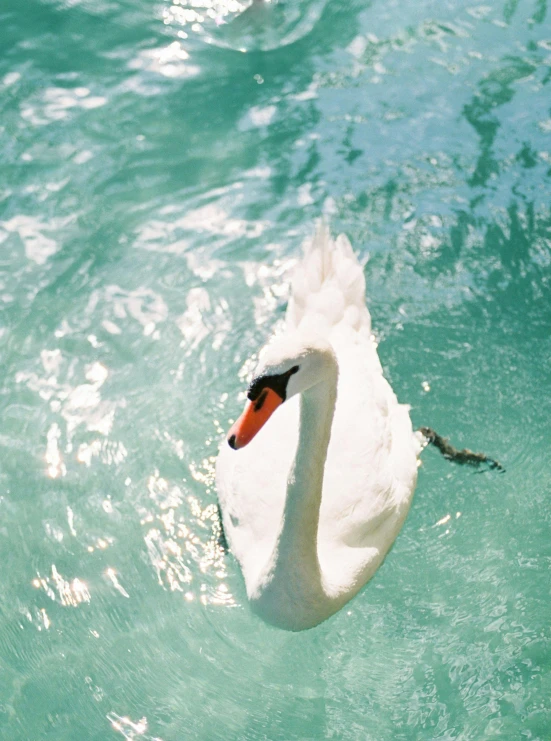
top-left (216, 223), bottom-right (421, 631)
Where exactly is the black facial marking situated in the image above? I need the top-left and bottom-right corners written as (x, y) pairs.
top-left (254, 389), bottom-right (268, 412)
top-left (247, 365), bottom-right (299, 403)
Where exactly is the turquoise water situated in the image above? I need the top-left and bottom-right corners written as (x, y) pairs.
top-left (1, 0), bottom-right (550, 738)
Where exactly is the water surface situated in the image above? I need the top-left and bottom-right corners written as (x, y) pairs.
top-left (1, 0), bottom-right (550, 739)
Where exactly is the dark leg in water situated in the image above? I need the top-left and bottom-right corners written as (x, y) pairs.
top-left (419, 427), bottom-right (504, 472)
top-left (215, 503), bottom-right (229, 552)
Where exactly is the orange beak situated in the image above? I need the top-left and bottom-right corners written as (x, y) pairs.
top-left (227, 388), bottom-right (284, 450)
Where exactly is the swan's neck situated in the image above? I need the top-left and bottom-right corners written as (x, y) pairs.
top-left (280, 379), bottom-right (336, 564)
top-left (250, 369), bottom-right (338, 629)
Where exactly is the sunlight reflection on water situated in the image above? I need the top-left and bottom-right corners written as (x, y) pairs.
top-left (163, 0), bottom-right (328, 52)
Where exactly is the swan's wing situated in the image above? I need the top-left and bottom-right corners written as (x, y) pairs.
top-left (284, 224), bottom-right (418, 553)
top-left (319, 325), bottom-right (420, 552)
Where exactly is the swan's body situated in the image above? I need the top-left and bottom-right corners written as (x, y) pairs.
top-left (216, 224), bottom-right (421, 631)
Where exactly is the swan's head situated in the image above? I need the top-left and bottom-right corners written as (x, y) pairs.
top-left (227, 332), bottom-right (336, 450)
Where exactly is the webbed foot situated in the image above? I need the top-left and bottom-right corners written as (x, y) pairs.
top-left (419, 427), bottom-right (504, 472)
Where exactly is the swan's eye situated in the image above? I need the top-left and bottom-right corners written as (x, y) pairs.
top-left (254, 389), bottom-right (269, 412)
top-left (247, 364), bottom-right (300, 403)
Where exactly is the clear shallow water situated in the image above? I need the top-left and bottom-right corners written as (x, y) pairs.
top-left (1, 0), bottom-right (550, 738)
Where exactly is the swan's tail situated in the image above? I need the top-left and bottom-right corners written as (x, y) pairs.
top-left (286, 221), bottom-right (371, 335)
